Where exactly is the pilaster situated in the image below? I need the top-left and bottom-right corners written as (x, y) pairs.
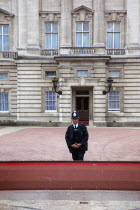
top-left (17, 0), bottom-right (27, 54)
top-left (27, 0), bottom-right (40, 51)
top-left (126, 0), bottom-right (140, 55)
top-left (60, 0), bottom-right (72, 49)
top-left (93, 0), bottom-right (105, 54)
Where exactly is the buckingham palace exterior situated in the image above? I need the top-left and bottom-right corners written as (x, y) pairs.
top-left (0, 0), bottom-right (140, 127)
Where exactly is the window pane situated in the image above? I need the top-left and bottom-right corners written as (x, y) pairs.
top-left (76, 23), bottom-right (82, 31)
top-left (77, 70), bottom-right (88, 77)
top-left (46, 71), bottom-right (56, 77)
top-left (0, 35), bottom-right (2, 51)
top-left (45, 34), bottom-right (51, 49)
top-left (76, 33), bottom-right (82, 47)
top-left (107, 23), bottom-right (113, 32)
top-left (0, 93), bottom-right (9, 111)
top-left (108, 91), bottom-right (120, 111)
top-left (46, 92), bottom-right (49, 101)
top-left (3, 35), bottom-right (9, 51)
top-left (3, 25), bottom-right (9, 34)
top-left (52, 24), bottom-right (58, 33)
top-left (107, 33), bottom-right (113, 48)
top-left (114, 33), bottom-right (120, 48)
top-left (5, 103), bottom-right (9, 111)
top-left (83, 33), bottom-right (89, 47)
top-left (45, 91), bottom-right (57, 111)
top-left (114, 22), bottom-right (120, 32)
top-left (46, 24), bottom-right (51, 33)
top-left (48, 93), bottom-right (52, 100)
top-left (109, 71), bottom-right (120, 77)
top-left (83, 22), bottom-right (89, 31)
top-left (53, 94), bottom-right (56, 100)
top-left (0, 73), bottom-right (8, 80)
top-left (52, 34), bottom-right (58, 49)
top-left (0, 26), bottom-right (2, 34)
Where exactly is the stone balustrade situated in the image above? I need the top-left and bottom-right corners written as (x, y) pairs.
top-left (41, 49), bottom-right (59, 56)
top-left (70, 47), bottom-right (96, 55)
top-left (106, 49), bottom-right (125, 55)
top-left (41, 48), bottom-right (126, 56)
top-left (1, 51), bottom-right (18, 59)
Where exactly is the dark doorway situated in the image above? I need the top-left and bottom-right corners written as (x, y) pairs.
top-left (76, 97), bottom-right (89, 125)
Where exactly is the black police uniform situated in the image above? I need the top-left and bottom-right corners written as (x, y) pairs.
top-left (65, 112), bottom-right (89, 161)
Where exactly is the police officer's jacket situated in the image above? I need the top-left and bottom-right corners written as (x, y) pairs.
top-left (65, 123), bottom-right (88, 153)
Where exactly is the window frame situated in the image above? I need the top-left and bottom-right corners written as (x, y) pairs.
top-left (77, 70), bottom-right (88, 77)
top-left (108, 91), bottom-right (121, 112)
top-left (0, 24), bottom-right (9, 51)
top-left (108, 71), bottom-right (120, 78)
top-left (45, 71), bottom-right (56, 78)
top-left (107, 22), bottom-right (121, 49)
top-left (73, 66), bottom-right (91, 78)
top-left (0, 92), bottom-right (9, 112)
top-left (0, 72), bottom-right (8, 80)
top-left (45, 23), bottom-right (59, 49)
top-left (42, 67), bottom-right (58, 80)
top-left (45, 91), bottom-right (57, 112)
top-left (75, 22), bottom-right (90, 47)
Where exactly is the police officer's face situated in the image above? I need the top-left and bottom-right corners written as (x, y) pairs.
top-left (72, 118), bottom-right (79, 125)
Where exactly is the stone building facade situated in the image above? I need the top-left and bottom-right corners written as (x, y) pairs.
top-left (0, 0), bottom-right (140, 126)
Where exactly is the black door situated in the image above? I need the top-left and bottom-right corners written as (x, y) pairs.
top-left (76, 97), bottom-right (89, 123)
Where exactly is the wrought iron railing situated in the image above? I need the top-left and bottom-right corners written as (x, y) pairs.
top-left (106, 49), bottom-right (125, 55)
top-left (71, 47), bottom-right (95, 55)
top-left (2, 51), bottom-right (18, 59)
top-left (41, 49), bottom-right (59, 56)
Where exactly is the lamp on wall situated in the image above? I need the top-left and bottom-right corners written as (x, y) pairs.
top-left (52, 77), bottom-right (62, 95)
top-left (103, 77), bottom-right (113, 95)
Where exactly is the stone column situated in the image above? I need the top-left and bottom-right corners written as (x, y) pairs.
top-left (93, 0), bottom-right (105, 54)
top-left (27, 0), bottom-right (40, 50)
top-left (126, 0), bottom-right (140, 54)
top-left (60, 0), bottom-right (72, 54)
top-left (17, 0), bottom-right (27, 51)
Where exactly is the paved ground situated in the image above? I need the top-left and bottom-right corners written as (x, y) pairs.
top-left (0, 190), bottom-right (140, 210)
top-left (0, 126), bottom-right (140, 161)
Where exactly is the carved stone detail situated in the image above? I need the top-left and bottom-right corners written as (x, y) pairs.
top-left (105, 10), bottom-right (126, 21)
top-left (40, 12), bottom-right (61, 22)
top-left (72, 5), bottom-right (94, 21)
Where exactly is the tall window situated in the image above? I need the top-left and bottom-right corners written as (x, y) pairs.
top-left (108, 91), bottom-right (120, 111)
top-left (107, 22), bottom-right (120, 49)
top-left (0, 92), bottom-right (9, 111)
top-left (45, 91), bottom-right (57, 111)
top-left (0, 25), bottom-right (9, 51)
top-left (45, 23), bottom-right (58, 49)
top-left (76, 22), bottom-right (89, 47)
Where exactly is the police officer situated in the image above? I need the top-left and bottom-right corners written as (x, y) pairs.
top-left (65, 111), bottom-right (89, 161)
